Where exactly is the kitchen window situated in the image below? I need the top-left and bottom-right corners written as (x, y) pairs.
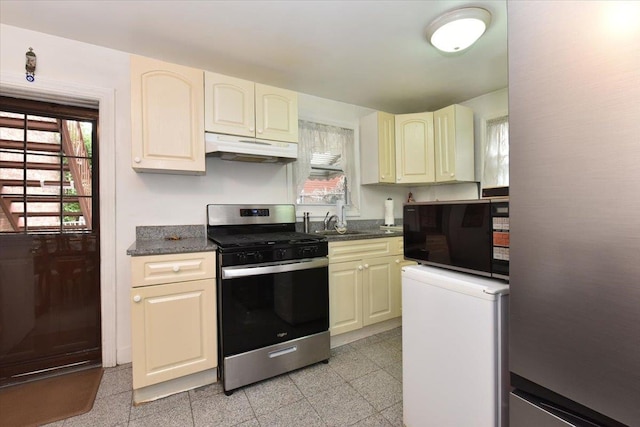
top-left (482, 115), bottom-right (509, 189)
top-left (293, 120), bottom-right (357, 213)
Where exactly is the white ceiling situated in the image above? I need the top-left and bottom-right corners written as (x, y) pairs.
top-left (0, 0), bottom-right (508, 114)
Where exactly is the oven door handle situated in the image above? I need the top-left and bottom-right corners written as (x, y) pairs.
top-left (221, 257), bottom-right (329, 279)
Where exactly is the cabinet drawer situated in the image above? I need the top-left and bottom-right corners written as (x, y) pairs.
top-left (329, 238), bottom-right (394, 263)
top-left (131, 252), bottom-right (215, 287)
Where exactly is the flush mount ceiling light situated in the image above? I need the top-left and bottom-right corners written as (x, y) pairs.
top-left (426, 7), bottom-right (491, 53)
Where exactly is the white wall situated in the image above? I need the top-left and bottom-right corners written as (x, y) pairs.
top-left (1, 24), bottom-right (508, 364)
top-left (461, 87), bottom-right (509, 186)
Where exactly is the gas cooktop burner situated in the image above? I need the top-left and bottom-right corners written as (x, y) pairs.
top-left (206, 204), bottom-right (328, 263)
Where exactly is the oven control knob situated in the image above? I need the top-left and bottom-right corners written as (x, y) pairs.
top-left (298, 247), bottom-right (316, 257)
top-left (276, 249), bottom-right (287, 260)
top-left (237, 253), bottom-right (247, 262)
top-left (245, 252), bottom-right (263, 262)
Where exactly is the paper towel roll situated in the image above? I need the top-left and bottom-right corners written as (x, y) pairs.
top-left (384, 198), bottom-right (394, 226)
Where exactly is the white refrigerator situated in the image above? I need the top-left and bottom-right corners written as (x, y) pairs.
top-left (402, 265), bottom-right (509, 427)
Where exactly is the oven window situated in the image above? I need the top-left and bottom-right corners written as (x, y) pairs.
top-left (220, 267), bottom-right (329, 356)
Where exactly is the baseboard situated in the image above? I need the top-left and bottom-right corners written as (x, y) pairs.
top-left (133, 368), bottom-right (217, 405)
top-left (330, 317), bottom-right (402, 348)
top-left (116, 345), bottom-right (131, 367)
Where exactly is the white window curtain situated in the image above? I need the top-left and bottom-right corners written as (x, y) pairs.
top-left (293, 120), bottom-right (356, 207)
top-left (482, 115), bottom-right (509, 188)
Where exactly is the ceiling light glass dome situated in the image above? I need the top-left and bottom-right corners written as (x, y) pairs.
top-left (426, 7), bottom-right (492, 53)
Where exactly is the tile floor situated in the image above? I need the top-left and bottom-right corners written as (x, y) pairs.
top-left (45, 327), bottom-right (403, 427)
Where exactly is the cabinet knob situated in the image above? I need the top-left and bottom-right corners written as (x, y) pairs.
top-left (250, 126), bottom-right (255, 132)
top-left (134, 157), bottom-right (141, 163)
top-left (395, 259), bottom-right (400, 264)
top-left (358, 265), bottom-right (363, 271)
top-left (257, 129), bottom-right (263, 134)
top-left (381, 175), bottom-right (385, 179)
top-left (133, 295), bottom-right (141, 303)
top-left (450, 173), bottom-right (455, 177)
top-left (364, 264), bottom-right (369, 269)
top-left (172, 265), bottom-right (180, 272)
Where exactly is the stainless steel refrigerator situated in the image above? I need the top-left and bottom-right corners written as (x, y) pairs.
top-left (508, 2), bottom-right (640, 426)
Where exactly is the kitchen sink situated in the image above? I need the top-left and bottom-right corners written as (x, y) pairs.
top-left (315, 230), bottom-right (365, 236)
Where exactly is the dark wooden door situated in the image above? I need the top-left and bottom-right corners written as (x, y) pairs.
top-left (0, 97), bottom-right (101, 386)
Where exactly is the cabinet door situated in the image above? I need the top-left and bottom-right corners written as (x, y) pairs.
top-left (131, 279), bottom-right (216, 389)
top-left (434, 104), bottom-right (475, 183)
top-left (393, 258), bottom-right (418, 316)
top-left (131, 55), bottom-right (205, 174)
top-left (363, 255), bottom-right (396, 326)
top-left (255, 83), bottom-right (298, 142)
top-left (377, 112), bottom-right (397, 183)
top-left (204, 72), bottom-right (255, 137)
top-left (360, 111), bottom-right (396, 184)
top-left (395, 112), bottom-right (434, 183)
top-left (329, 260), bottom-right (363, 336)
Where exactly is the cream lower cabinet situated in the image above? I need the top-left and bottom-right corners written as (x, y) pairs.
top-left (130, 252), bottom-right (216, 402)
top-left (328, 260), bottom-right (363, 335)
top-left (130, 55), bottom-right (205, 175)
top-left (362, 254), bottom-right (398, 326)
top-left (329, 237), bottom-right (407, 336)
top-left (393, 259), bottom-right (418, 315)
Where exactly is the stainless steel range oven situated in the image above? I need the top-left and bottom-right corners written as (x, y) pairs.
top-left (207, 204), bottom-right (330, 395)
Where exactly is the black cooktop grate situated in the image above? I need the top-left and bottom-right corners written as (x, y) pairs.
top-left (207, 231), bottom-right (324, 248)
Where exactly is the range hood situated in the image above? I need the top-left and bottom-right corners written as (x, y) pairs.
top-left (205, 132), bottom-right (298, 163)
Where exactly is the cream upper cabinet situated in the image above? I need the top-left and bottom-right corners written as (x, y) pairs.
top-left (434, 104), bottom-right (475, 183)
top-left (395, 112), bottom-right (435, 184)
top-left (130, 252), bottom-right (216, 395)
top-left (360, 111), bottom-right (396, 184)
top-left (204, 72), bottom-right (255, 137)
top-left (255, 83), bottom-right (299, 142)
top-left (204, 71), bottom-right (298, 143)
top-left (328, 237), bottom-right (405, 336)
top-left (131, 55), bottom-right (205, 175)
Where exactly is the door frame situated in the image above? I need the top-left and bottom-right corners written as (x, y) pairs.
top-left (1, 72), bottom-right (117, 367)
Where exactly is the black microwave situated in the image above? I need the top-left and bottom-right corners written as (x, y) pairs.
top-left (403, 199), bottom-right (509, 281)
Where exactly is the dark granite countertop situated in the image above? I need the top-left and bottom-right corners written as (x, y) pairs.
top-left (127, 225), bottom-right (216, 257)
top-left (319, 229), bottom-right (403, 242)
top-left (127, 222), bottom-right (402, 256)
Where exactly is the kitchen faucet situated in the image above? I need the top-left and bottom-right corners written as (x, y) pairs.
top-left (323, 212), bottom-right (339, 230)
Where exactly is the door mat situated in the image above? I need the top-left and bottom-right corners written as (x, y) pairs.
top-left (0, 367), bottom-right (103, 427)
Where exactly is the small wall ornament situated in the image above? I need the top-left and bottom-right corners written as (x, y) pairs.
top-left (25, 47), bottom-right (37, 82)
